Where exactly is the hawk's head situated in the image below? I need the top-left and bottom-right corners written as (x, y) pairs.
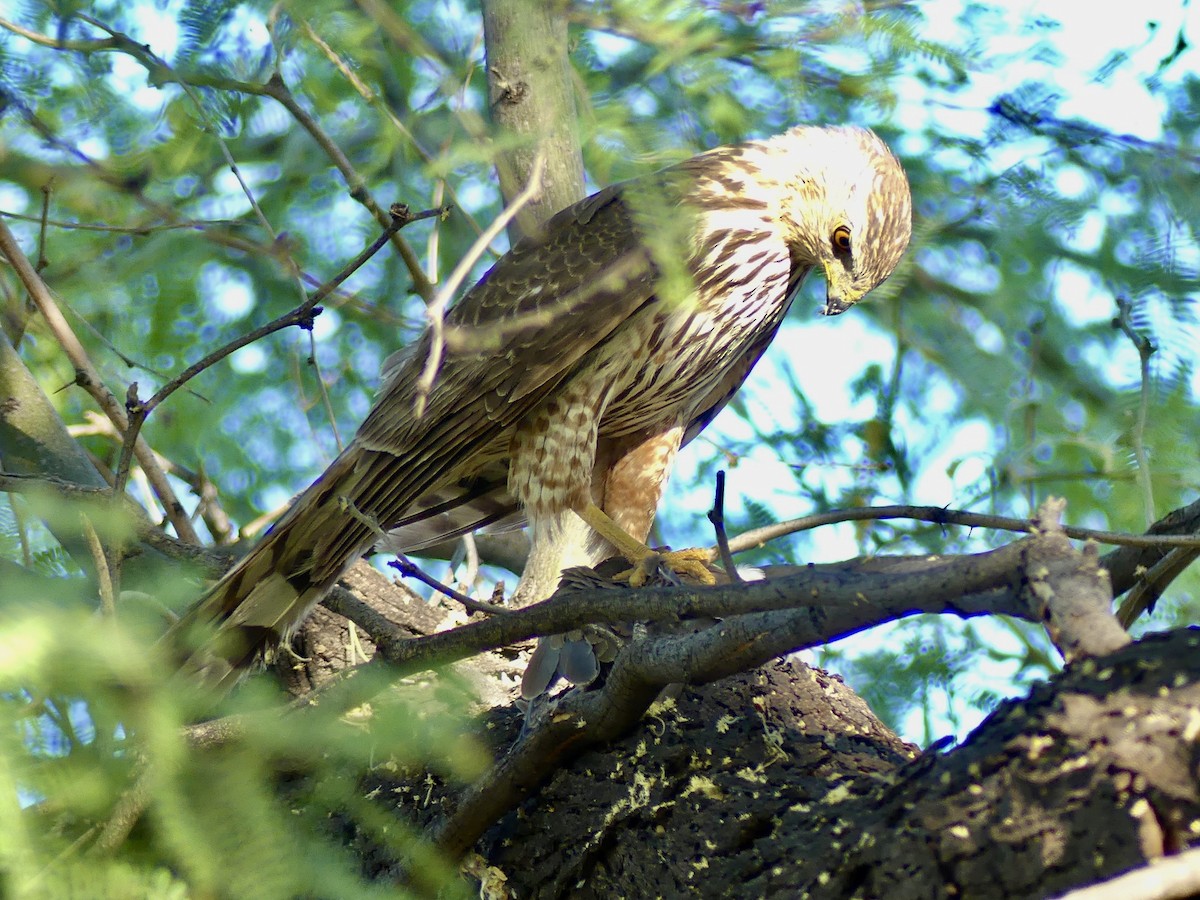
top-left (769, 126), bottom-right (913, 315)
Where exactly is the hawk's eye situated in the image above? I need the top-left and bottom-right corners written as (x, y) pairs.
top-left (832, 225), bottom-right (852, 253)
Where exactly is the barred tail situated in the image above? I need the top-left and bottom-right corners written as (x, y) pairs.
top-left (172, 444), bottom-right (408, 689)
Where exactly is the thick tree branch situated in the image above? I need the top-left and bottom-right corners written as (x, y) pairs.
top-left (0, 218), bottom-right (197, 543)
top-left (236, 496), bottom-right (1200, 712)
top-left (420, 519), bottom-right (1126, 857)
top-left (392, 628), bottom-right (1200, 897)
top-left (1023, 497), bottom-right (1130, 661)
top-left (408, 496), bottom-right (1200, 859)
top-left (482, 0), bottom-right (585, 239)
top-left (1053, 846), bottom-right (1200, 900)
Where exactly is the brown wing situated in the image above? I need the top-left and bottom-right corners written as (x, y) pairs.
top-left (355, 182), bottom-right (659, 476)
top-left (175, 183), bottom-right (666, 680)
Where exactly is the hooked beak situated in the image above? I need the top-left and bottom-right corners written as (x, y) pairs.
top-left (820, 260), bottom-right (862, 317)
top-left (820, 296), bottom-right (854, 317)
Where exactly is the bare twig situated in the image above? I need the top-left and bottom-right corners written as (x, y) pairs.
top-left (1113, 297), bottom-right (1157, 527)
top-left (724, 503), bottom-right (1200, 555)
top-left (0, 208), bottom-right (236, 234)
top-left (239, 500), bottom-right (292, 541)
top-left (707, 471), bottom-right (741, 582)
top-left (413, 152), bottom-right (545, 417)
top-left (81, 514), bottom-right (116, 617)
top-left (110, 204), bottom-right (440, 497)
top-left (0, 217), bottom-right (198, 543)
top-left (1, 206), bottom-right (369, 319)
top-left (259, 73), bottom-right (436, 302)
top-left (0, 14), bottom-right (438, 303)
top-left (456, 532), bottom-right (482, 592)
top-left (33, 185), bottom-right (50, 266)
top-left (388, 556), bottom-right (509, 616)
top-left (0, 472), bottom-right (229, 574)
top-left (298, 15), bottom-right (487, 244)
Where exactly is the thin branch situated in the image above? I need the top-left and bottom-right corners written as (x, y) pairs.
top-left (0, 14), bottom-right (438, 304)
top-left (298, 15), bottom-right (488, 244)
top-left (388, 557), bottom-right (509, 616)
top-left (0, 207), bottom-right (370, 319)
top-left (258, 73), bottom-right (436, 302)
top-left (0, 15), bottom-right (118, 51)
top-left (110, 204), bottom-right (441, 497)
top-left (1113, 297), bottom-right (1157, 527)
top-left (319, 582), bottom-right (415, 649)
top-left (88, 770), bottom-right (150, 855)
top-left (707, 471), bottom-right (740, 582)
top-left (81, 514), bottom-right (116, 617)
top-left (1116, 545), bottom-right (1200, 628)
top-left (456, 532), bottom-right (482, 593)
top-left (0, 208), bottom-right (236, 234)
top-left (413, 153), bottom-right (545, 417)
top-left (724, 504), bottom-right (1200, 555)
top-left (0, 472), bottom-right (230, 573)
top-left (302, 325), bottom-right (344, 452)
top-left (0, 216), bottom-right (198, 542)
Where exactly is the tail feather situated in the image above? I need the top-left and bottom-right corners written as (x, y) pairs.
top-left (172, 440), bottom-right (522, 688)
top-left (173, 446), bottom-right (396, 686)
top-left (383, 464), bottom-right (523, 551)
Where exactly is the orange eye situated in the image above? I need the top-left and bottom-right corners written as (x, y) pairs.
top-left (832, 225), bottom-right (852, 252)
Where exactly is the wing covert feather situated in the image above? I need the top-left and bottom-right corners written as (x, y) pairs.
top-left (357, 182), bottom-right (661, 455)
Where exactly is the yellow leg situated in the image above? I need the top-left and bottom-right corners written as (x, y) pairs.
top-left (577, 502), bottom-right (717, 587)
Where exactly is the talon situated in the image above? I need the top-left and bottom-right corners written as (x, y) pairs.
top-left (576, 503), bottom-right (719, 586)
top-left (614, 547), bottom-right (718, 587)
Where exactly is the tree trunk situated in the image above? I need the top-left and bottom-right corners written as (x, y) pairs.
top-left (341, 625), bottom-right (1200, 899)
top-left (482, 0), bottom-right (585, 240)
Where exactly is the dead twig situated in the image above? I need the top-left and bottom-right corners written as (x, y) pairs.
top-left (707, 470), bottom-right (741, 582)
top-left (110, 204), bottom-right (444, 499)
top-left (724, 503), bottom-right (1200, 555)
top-left (1112, 297), bottom-right (1157, 528)
top-left (413, 152), bottom-right (545, 417)
top-left (388, 556), bottom-right (509, 616)
top-left (1116, 545), bottom-right (1200, 628)
top-left (81, 514), bottom-right (116, 617)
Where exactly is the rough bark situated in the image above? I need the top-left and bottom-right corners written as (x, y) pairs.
top-left (482, 0), bottom-right (585, 239)
top-left (346, 627), bottom-right (1200, 899)
top-left (268, 503), bottom-right (1200, 899)
top-left (0, 329), bottom-right (171, 589)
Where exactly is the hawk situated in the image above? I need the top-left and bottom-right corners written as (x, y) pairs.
top-left (176, 125), bottom-right (912, 687)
